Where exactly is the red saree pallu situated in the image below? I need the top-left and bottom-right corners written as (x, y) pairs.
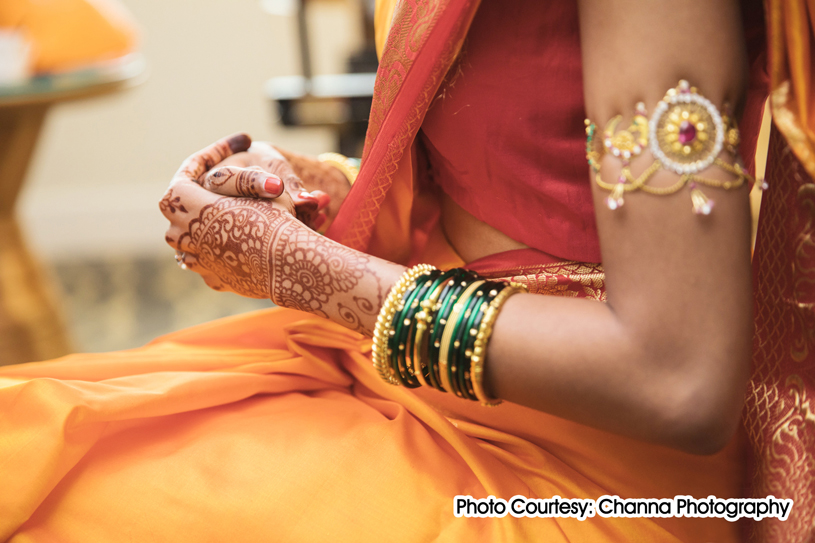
top-left (743, 2), bottom-right (815, 541)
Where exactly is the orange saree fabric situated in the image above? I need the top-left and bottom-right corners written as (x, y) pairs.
top-left (0, 275), bottom-right (744, 543)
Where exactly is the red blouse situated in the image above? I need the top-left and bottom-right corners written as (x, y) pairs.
top-left (419, 0), bottom-right (767, 264)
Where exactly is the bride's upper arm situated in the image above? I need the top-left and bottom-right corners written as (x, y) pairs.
top-left (576, 0), bottom-right (753, 452)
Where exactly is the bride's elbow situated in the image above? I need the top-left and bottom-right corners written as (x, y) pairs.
top-left (665, 403), bottom-right (741, 455)
top-left (652, 353), bottom-right (750, 456)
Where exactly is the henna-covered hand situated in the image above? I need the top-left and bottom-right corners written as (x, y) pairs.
top-left (161, 134), bottom-right (404, 334)
top-left (160, 133), bottom-right (292, 291)
top-left (183, 197), bottom-right (398, 334)
top-left (199, 161), bottom-right (326, 230)
top-left (274, 145), bottom-right (352, 223)
top-left (200, 142), bottom-right (350, 230)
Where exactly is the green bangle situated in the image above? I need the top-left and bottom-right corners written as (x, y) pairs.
top-left (388, 272), bottom-right (436, 387)
top-left (456, 283), bottom-right (501, 400)
top-left (408, 270), bottom-right (454, 385)
top-left (410, 269), bottom-right (458, 388)
top-left (447, 283), bottom-right (486, 399)
top-left (452, 283), bottom-right (495, 400)
top-left (428, 272), bottom-right (475, 392)
top-left (449, 282), bottom-right (493, 399)
top-left (372, 264), bottom-right (436, 386)
top-left (440, 280), bottom-right (485, 396)
top-left (391, 274), bottom-right (436, 387)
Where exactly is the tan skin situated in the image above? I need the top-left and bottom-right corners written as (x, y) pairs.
top-left (162, 0), bottom-right (752, 455)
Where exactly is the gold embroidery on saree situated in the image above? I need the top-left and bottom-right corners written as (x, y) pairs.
top-left (478, 262), bottom-right (606, 301)
top-left (746, 130), bottom-right (815, 543)
top-left (792, 182), bottom-right (815, 361)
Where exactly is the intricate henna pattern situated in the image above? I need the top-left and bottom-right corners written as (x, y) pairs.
top-left (159, 189), bottom-right (187, 214)
top-left (337, 296), bottom-right (379, 333)
top-left (208, 166), bottom-right (263, 198)
top-left (188, 198), bottom-right (283, 298)
top-left (186, 196), bottom-right (389, 334)
top-left (272, 222), bottom-right (369, 317)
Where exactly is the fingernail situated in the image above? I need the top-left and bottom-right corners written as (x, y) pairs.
top-left (313, 214), bottom-right (327, 230)
top-left (298, 191), bottom-right (317, 201)
top-left (227, 133), bottom-right (251, 153)
top-left (264, 176), bottom-right (283, 196)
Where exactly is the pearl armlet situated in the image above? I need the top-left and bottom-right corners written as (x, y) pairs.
top-left (585, 80), bottom-right (766, 215)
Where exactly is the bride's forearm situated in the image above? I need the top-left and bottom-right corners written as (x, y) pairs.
top-left (268, 220), bottom-right (405, 336)
top-left (484, 292), bottom-right (721, 453)
top-left (269, 214), bottom-right (746, 455)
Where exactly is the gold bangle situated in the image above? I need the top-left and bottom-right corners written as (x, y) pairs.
top-left (470, 283), bottom-right (526, 407)
top-left (372, 264), bottom-right (436, 385)
top-left (318, 152), bottom-right (360, 186)
top-left (439, 280), bottom-right (485, 396)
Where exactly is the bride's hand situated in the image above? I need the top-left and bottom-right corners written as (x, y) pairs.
top-left (161, 133), bottom-right (406, 333)
top-left (198, 141), bottom-right (330, 230)
top-left (200, 141), bottom-right (349, 230)
top-left (161, 133), bottom-right (299, 296)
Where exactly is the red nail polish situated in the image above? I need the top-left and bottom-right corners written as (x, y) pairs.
top-left (264, 177), bottom-right (283, 196)
top-left (298, 191), bottom-right (316, 201)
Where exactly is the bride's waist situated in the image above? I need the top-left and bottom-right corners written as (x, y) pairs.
top-left (440, 192), bottom-right (529, 264)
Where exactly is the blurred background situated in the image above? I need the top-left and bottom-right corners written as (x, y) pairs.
top-left (1, 0), bottom-right (376, 362)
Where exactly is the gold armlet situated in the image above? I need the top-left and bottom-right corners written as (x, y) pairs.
top-left (318, 152), bottom-right (361, 186)
top-left (585, 80), bottom-right (764, 215)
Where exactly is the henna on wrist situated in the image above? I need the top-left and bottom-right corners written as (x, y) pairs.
top-left (187, 197), bottom-right (401, 334)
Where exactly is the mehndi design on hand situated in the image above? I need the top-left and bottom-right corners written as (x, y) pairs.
top-left (182, 196), bottom-right (385, 334)
top-left (203, 166), bottom-right (283, 199)
top-left (159, 189), bottom-right (188, 214)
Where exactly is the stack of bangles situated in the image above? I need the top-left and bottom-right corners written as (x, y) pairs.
top-left (372, 264), bottom-right (527, 407)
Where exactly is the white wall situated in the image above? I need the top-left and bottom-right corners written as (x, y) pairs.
top-left (18, 0), bottom-right (363, 261)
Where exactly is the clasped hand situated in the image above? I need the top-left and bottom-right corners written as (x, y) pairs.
top-left (160, 133), bottom-right (335, 299)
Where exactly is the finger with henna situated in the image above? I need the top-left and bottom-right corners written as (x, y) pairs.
top-left (201, 166), bottom-right (285, 199)
top-left (172, 133), bottom-right (252, 187)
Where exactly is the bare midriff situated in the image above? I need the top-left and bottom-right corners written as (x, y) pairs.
top-left (439, 192), bottom-right (528, 264)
